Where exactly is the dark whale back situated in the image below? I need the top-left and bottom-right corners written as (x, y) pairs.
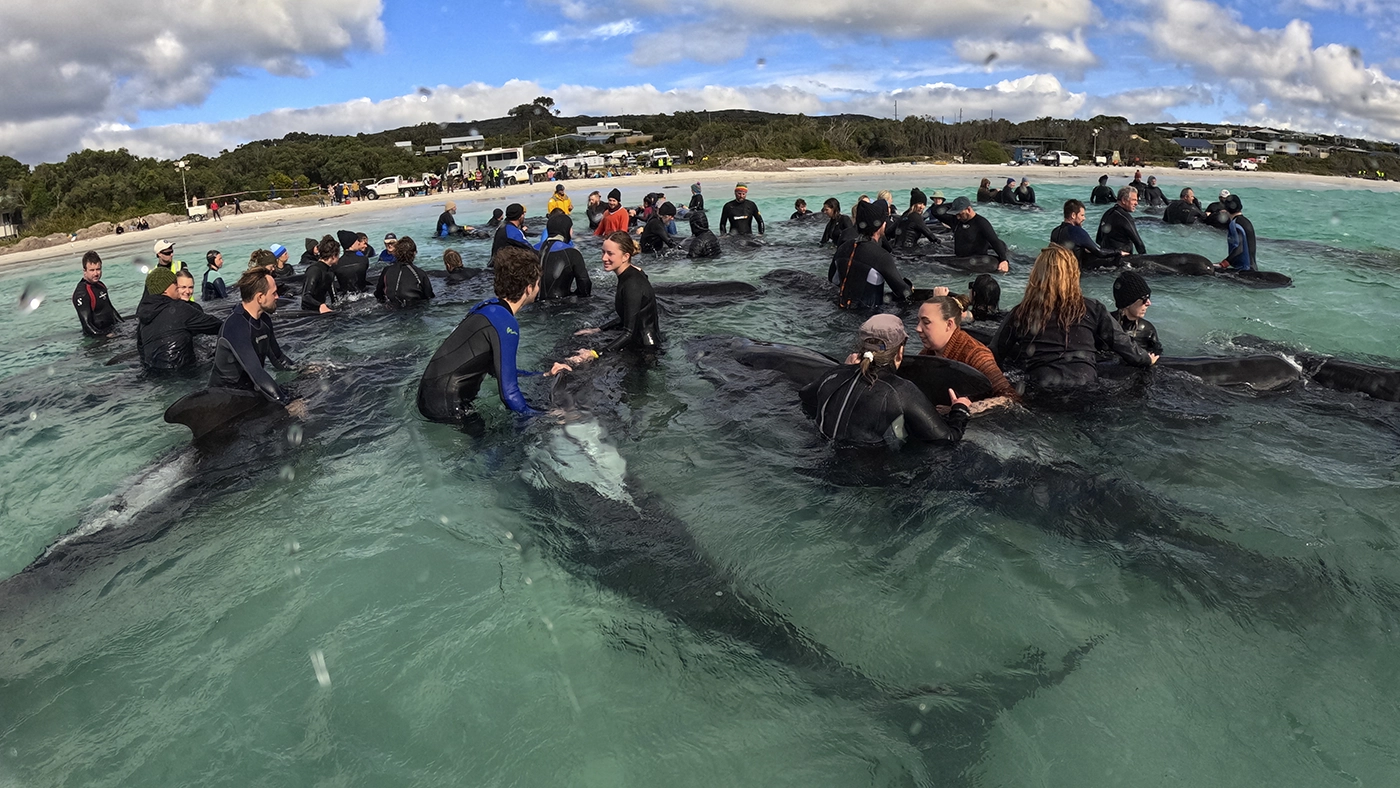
top-left (897, 354), bottom-right (994, 405)
top-left (164, 388), bottom-right (276, 440)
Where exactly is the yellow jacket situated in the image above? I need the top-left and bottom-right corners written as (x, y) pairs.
top-left (547, 194), bottom-right (573, 214)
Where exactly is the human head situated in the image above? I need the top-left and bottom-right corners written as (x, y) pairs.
top-left (1006, 178), bottom-right (1016, 187)
top-left (206, 250), bottom-right (222, 270)
top-left (856, 314), bottom-right (907, 379)
top-left (270, 243), bottom-right (288, 263)
top-left (1223, 194), bottom-right (1243, 214)
top-left (175, 269), bottom-right (195, 301)
top-left (950, 196), bottom-right (973, 218)
top-left (443, 249), bottom-right (463, 272)
top-left (555, 183), bottom-right (566, 194)
top-left (1014, 246), bottom-right (1085, 335)
top-left (546, 211), bottom-right (573, 242)
top-left (689, 209), bottom-right (710, 233)
top-left (81, 251), bottom-right (102, 282)
top-left (587, 190), bottom-right (601, 205)
top-left (249, 249), bottom-right (276, 269)
top-left (354, 232), bottom-right (369, 250)
top-left (658, 201), bottom-right (676, 218)
top-left (393, 236), bottom-right (417, 266)
top-left (237, 267), bottom-right (278, 312)
top-left (1098, 174), bottom-right (1109, 184)
top-left (1147, 176), bottom-right (1157, 185)
top-left (1021, 177), bottom-right (1030, 185)
top-left (383, 233), bottom-right (397, 252)
top-left (968, 274), bottom-right (1001, 315)
top-left (491, 246), bottom-right (541, 305)
top-left (1113, 270), bottom-right (1152, 319)
top-left (821, 197), bottom-right (841, 217)
top-left (980, 178), bottom-right (990, 189)
top-left (734, 183), bottom-right (748, 200)
top-left (931, 190), bottom-right (945, 204)
top-left (1063, 199), bottom-right (1086, 223)
top-left (876, 189), bottom-right (893, 206)
top-left (1219, 189), bottom-right (1230, 201)
top-left (145, 266), bottom-right (178, 297)
top-left (607, 188), bottom-right (622, 209)
top-left (909, 188), bottom-right (927, 209)
top-left (1180, 187), bottom-right (1195, 201)
top-left (154, 240), bottom-right (174, 265)
top-left (317, 235), bottom-right (341, 263)
top-left (1117, 186), bottom-right (1139, 210)
top-left (854, 200), bottom-right (885, 238)
top-left (445, 201), bottom-right (457, 214)
top-left (602, 231), bottom-right (637, 273)
top-left (917, 297), bottom-right (962, 353)
top-left (794, 198), bottom-right (807, 211)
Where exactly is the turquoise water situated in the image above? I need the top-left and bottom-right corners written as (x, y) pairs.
top-left (1, 176), bottom-right (1398, 787)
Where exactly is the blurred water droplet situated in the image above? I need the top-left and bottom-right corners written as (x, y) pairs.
top-left (280, 465), bottom-right (296, 481)
top-left (714, 590), bottom-right (723, 596)
top-left (28, 411), bottom-right (37, 421)
top-left (290, 564), bottom-right (302, 578)
top-left (286, 423), bottom-right (303, 446)
top-left (439, 515), bottom-right (449, 525)
top-left (286, 539), bottom-right (300, 555)
top-left (46, 365), bottom-right (55, 376)
top-left (309, 649), bottom-right (331, 687)
top-left (19, 282), bottom-right (44, 314)
top-left (1330, 212), bottom-right (1342, 226)
top-left (505, 531), bottom-right (514, 540)
top-left (918, 702), bottom-right (928, 712)
top-left (542, 616), bottom-right (554, 631)
top-left (524, 576), bottom-right (532, 585)
top-left (983, 52), bottom-right (998, 66)
top-left (909, 721), bottom-right (923, 735)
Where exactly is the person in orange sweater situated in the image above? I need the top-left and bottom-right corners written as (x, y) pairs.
top-left (917, 295), bottom-right (1017, 412)
top-left (593, 188), bottom-right (629, 236)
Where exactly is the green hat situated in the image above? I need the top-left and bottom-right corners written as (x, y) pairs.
top-left (145, 266), bottom-right (177, 295)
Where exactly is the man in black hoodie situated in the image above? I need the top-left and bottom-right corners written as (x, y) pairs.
top-left (374, 236), bottom-right (435, 307)
top-left (640, 202), bottom-right (680, 253)
top-left (136, 267), bottom-right (222, 370)
top-left (686, 209), bottom-right (721, 259)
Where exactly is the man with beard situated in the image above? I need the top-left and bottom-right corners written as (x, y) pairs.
top-left (210, 267), bottom-right (301, 410)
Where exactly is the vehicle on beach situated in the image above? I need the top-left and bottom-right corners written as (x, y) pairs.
top-left (1234, 158), bottom-right (1259, 171)
top-left (501, 163), bottom-right (544, 185)
top-left (364, 175), bottom-right (429, 199)
top-left (1179, 156), bottom-right (1212, 170)
top-left (1012, 147), bottom-right (1040, 165)
top-left (1043, 150), bottom-right (1079, 166)
top-left (186, 203), bottom-right (208, 222)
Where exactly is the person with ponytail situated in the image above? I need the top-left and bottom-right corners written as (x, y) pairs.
top-left (827, 199), bottom-right (913, 310)
top-left (799, 314), bottom-right (972, 448)
top-left (990, 245), bottom-right (1157, 391)
top-left (567, 231), bottom-right (660, 364)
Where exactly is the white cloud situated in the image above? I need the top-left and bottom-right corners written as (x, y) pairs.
top-left (534, 19), bottom-right (640, 44)
top-left (953, 29), bottom-right (1099, 77)
top-left (1086, 85), bottom-right (1214, 120)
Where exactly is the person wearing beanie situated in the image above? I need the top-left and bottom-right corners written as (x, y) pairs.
top-left (298, 238), bottom-right (319, 267)
top-left (829, 199), bottom-right (914, 309)
top-left (202, 249), bottom-right (228, 301)
top-left (145, 266), bottom-right (178, 297)
top-left (1219, 194), bottom-right (1256, 271)
top-left (685, 209), bottom-right (721, 259)
top-left (1051, 199), bottom-right (1125, 269)
top-left (998, 178), bottom-right (1018, 205)
top-left (719, 183), bottom-right (764, 235)
top-left (1129, 170), bottom-right (1147, 196)
top-left (437, 201), bottom-right (460, 237)
top-left (491, 203), bottom-right (533, 259)
top-left (798, 313), bottom-right (972, 447)
top-left (536, 211), bottom-right (592, 299)
top-left (1096, 185), bottom-right (1146, 255)
top-left (639, 201), bottom-right (680, 254)
top-left (1015, 176), bottom-right (1036, 206)
top-left (72, 251), bottom-right (123, 338)
top-left (1111, 271), bottom-right (1163, 355)
top-left (1091, 174), bottom-right (1116, 205)
top-left (135, 264), bottom-right (222, 371)
top-left (374, 236), bottom-right (435, 307)
top-left (948, 197), bottom-right (1011, 272)
top-left (894, 189), bottom-right (942, 252)
top-left (688, 182), bottom-right (704, 212)
top-left (790, 198), bottom-right (815, 220)
top-left (594, 188), bottom-right (629, 237)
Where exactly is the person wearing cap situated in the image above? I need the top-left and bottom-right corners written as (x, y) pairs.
top-left (947, 197), bottom-right (1011, 272)
top-left (790, 199), bottom-right (815, 220)
top-left (491, 203), bottom-right (533, 260)
top-left (547, 184), bottom-right (573, 215)
top-left (437, 202), bottom-right (461, 237)
top-left (568, 232), bottom-right (662, 361)
top-left (640, 202), bottom-right (681, 254)
top-left (820, 198), bottom-right (855, 245)
top-left (916, 295), bottom-right (1017, 410)
top-left (1091, 174), bottom-right (1115, 205)
top-left (798, 314), bottom-right (972, 447)
top-left (1051, 199), bottom-right (1125, 269)
top-left (685, 208), bottom-right (721, 259)
top-left (536, 211), bottom-right (592, 299)
top-left (301, 235), bottom-right (338, 314)
top-left (135, 265), bottom-right (221, 371)
top-left (1140, 176), bottom-right (1168, 208)
top-left (893, 188), bottom-right (943, 252)
top-left (1109, 271), bottom-right (1163, 355)
top-left (1015, 176), bottom-right (1036, 205)
top-left (72, 251), bottom-right (123, 338)
top-left (210, 267), bottom-right (300, 411)
top-left (1163, 188), bottom-right (1206, 225)
top-left (374, 236), bottom-right (435, 307)
top-left (594, 188), bottom-right (629, 237)
top-left (1218, 194), bottom-right (1255, 271)
top-left (719, 183), bottom-right (764, 235)
top-left (1096, 186), bottom-right (1146, 255)
top-left (378, 234), bottom-right (398, 264)
top-left (202, 250), bottom-right (228, 301)
top-left (991, 245), bottom-right (1156, 392)
top-left (829, 199), bottom-right (914, 309)
top-left (998, 178), bottom-right (1018, 205)
top-left (153, 240), bottom-right (186, 275)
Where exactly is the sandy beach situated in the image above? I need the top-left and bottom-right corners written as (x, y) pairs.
top-left (3, 161), bottom-right (1394, 274)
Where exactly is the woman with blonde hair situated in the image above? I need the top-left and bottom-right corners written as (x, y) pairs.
top-left (990, 245), bottom-right (1156, 390)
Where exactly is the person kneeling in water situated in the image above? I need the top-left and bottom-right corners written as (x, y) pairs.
top-left (1109, 271), bottom-right (1162, 355)
top-left (566, 232), bottom-right (661, 363)
top-left (800, 314), bottom-right (972, 447)
top-left (417, 247), bottom-right (571, 425)
top-left (916, 295), bottom-right (1017, 412)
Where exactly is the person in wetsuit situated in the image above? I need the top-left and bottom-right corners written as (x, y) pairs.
top-left (1140, 176), bottom-right (1168, 208)
top-left (298, 238), bottom-right (319, 267)
top-left (300, 235), bottom-right (338, 313)
top-left (947, 197), bottom-right (1012, 272)
top-left (374, 236), bottom-right (435, 307)
top-left (536, 211), bottom-right (592, 299)
top-left (976, 178), bottom-right (996, 203)
top-left (998, 178), bottom-right (1018, 204)
top-left (799, 314), bottom-right (972, 448)
top-left (585, 191), bottom-right (606, 230)
top-left (791, 199), bottom-right (815, 220)
top-left (828, 199), bottom-right (914, 310)
top-left (1051, 199), bottom-right (1125, 269)
top-left (819, 198), bottom-right (856, 246)
top-left (1128, 171), bottom-right (1147, 198)
top-left (437, 201), bottom-right (461, 237)
top-left (991, 245), bottom-right (1156, 391)
top-left (594, 188), bottom-right (630, 237)
top-left (926, 190), bottom-right (957, 229)
top-left (1163, 187), bottom-right (1206, 225)
top-left (72, 251), bottom-right (122, 337)
top-left (1096, 186), bottom-right (1146, 255)
top-left (719, 183), bottom-right (764, 235)
top-left (334, 230), bottom-right (371, 294)
top-left (417, 247), bottom-right (570, 424)
top-left (1203, 189), bottom-right (1232, 228)
top-left (1218, 194), bottom-right (1256, 271)
top-left (567, 232), bottom-right (662, 360)
top-left (491, 203), bottom-right (533, 260)
top-left (916, 295), bottom-right (1017, 410)
top-left (378, 233), bottom-right (398, 264)
top-left (440, 249), bottom-right (476, 284)
top-left (640, 201), bottom-right (680, 253)
top-left (688, 182), bottom-right (703, 212)
top-left (1015, 177), bottom-right (1037, 205)
top-left (894, 188), bottom-right (943, 252)
top-left (686, 209), bottom-right (722, 259)
top-left (1109, 271), bottom-right (1163, 355)
top-left (967, 273), bottom-right (1005, 323)
top-left (1090, 174), bottom-right (1115, 205)
top-left (210, 268), bottom-right (300, 408)
top-left (136, 267), bottom-right (222, 371)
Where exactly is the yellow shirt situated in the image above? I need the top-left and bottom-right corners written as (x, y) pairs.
top-left (547, 194), bottom-right (573, 214)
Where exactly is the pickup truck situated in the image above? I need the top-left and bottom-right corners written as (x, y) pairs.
top-left (501, 163), bottom-right (545, 185)
top-left (1043, 150), bottom-right (1078, 166)
top-left (365, 175), bottom-right (427, 199)
top-left (1234, 158), bottom-right (1259, 171)
top-left (1178, 156), bottom-right (1211, 170)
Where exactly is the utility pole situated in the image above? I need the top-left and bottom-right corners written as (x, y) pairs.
top-left (174, 160), bottom-right (189, 207)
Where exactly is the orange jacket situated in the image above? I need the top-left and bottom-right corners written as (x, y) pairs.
top-left (594, 207), bottom-right (629, 237)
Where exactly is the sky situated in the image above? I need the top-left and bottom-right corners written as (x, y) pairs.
top-left (2, 0), bottom-right (1399, 165)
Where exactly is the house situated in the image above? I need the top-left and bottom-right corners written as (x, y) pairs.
top-left (1304, 145), bottom-right (1331, 159)
top-left (1221, 138), bottom-right (1270, 156)
top-left (1174, 138), bottom-right (1215, 154)
top-left (440, 135), bottom-right (485, 150)
top-left (0, 207), bottom-right (21, 239)
top-left (1267, 141), bottom-right (1303, 156)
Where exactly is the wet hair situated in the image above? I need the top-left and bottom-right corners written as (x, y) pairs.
top-left (491, 246), bottom-right (541, 302)
top-left (1010, 246), bottom-right (1086, 337)
top-left (206, 249), bottom-right (220, 267)
top-left (968, 273), bottom-right (1002, 318)
top-left (604, 230), bottom-right (637, 258)
top-left (237, 267), bottom-right (275, 302)
top-left (823, 197), bottom-right (841, 214)
top-left (1179, 187), bottom-right (1194, 199)
top-left (980, 178), bottom-right (991, 189)
top-left (924, 295), bottom-right (962, 322)
top-left (1063, 199), bottom-right (1085, 219)
top-left (249, 249), bottom-right (276, 268)
top-left (857, 342), bottom-right (902, 383)
top-left (317, 235), bottom-right (340, 261)
top-left (1117, 186), bottom-right (1138, 203)
top-left (175, 268), bottom-right (195, 283)
top-left (81, 251), bottom-right (101, 269)
top-left (393, 236), bottom-right (417, 266)
top-left (356, 232), bottom-right (369, 244)
top-left (794, 198), bottom-right (807, 209)
top-left (443, 249), bottom-right (463, 272)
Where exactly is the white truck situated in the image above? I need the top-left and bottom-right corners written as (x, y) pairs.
top-left (1178, 155), bottom-right (1211, 170)
top-left (1043, 150), bottom-right (1079, 166)
top-left (364, 174), bottom-right (430, 199)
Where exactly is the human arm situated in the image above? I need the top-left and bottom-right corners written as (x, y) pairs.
top-left (487, 311), bottom-right (540, 416)
top-left (374, 269), bottom-right (388, 302)
top-left (718, 203), bottom-right (730, 234)
top-left (870, 250), bottom-right (912, 302)
top-left (899, 383), bottom-right (971, 444)
top-left (600, 282), bottom-right (646, 353)
top-left (752, 203), bottom-right (764, 234)
top-left (977, 216), bottom-right (1012, 270)
top-left (1094, 303), bottom-right (1154, 367)
top-left (571, 250), bottom-right (593, 297)
top-left (73, 283), bottom-right (103, 337)
top-left (220, 320), bottom-right (293, 404)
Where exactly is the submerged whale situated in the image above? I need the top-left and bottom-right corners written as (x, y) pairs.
top-left (1232, 334), bottom-right (1400, 402)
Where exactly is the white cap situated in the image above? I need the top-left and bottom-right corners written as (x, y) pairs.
top-left (154, 239), bottom-right (173, 254)
top-left (1219, 189), bottom-right (1230, 200)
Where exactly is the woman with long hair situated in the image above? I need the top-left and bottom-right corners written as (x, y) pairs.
top-left (569, 232), bottom-right (661, 362)
top-left (976, 177), bottom-right (996, 203)
top-left (990, 245), bottom-right (1156, 390)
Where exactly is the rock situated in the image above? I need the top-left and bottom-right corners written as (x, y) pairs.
top-left (74, 221), bottom-right (115, 241)
top-left (233, 200), bottom-right (285, 214)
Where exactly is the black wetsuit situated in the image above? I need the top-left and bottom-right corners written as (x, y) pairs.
top-left (1235, 215), bottom-right (1258, 267)
top-left (72, 278), bottom-right (122, 337)
top-left (1140, 184), bottom-right (1168, 207)
top-left (640, 214), bottom-right (679, 253)
top-left (436, 211), bottom-right (458, 236)
top-left (374, 262), bottom-right (435, 307)
top-left (1128, 179), bottom-right (1147, 198)
top-left (298, 247), bottom-right (319, 267)
top-left (999, 184), bottom-right (1017, 204)
top-left (269, 262), bottom-right (297, 287)
top-left (1090, 184), bottom-right (1116, 205)
top-left (1163, 198), bottom-right (1205, 225)
top-left (719, 199), bottom-right (764, 235)
top-left (335, 253), bottom-right (371, 294)
top-left (951, 213), bottom-right (1011, 261)
top-left (977, 186), bottom-right (997, 203)
top-left (599, 266), bottom-right (661, 353)
top-left (990, 299), bottom-right (1152, 389)
top-left (1050, 222), bottom-right (1121, 268)
top-left (538, 240), bottom-right (592, 299)
top-left (820, 214), bottom-right (856, 246)
top-left (927, 202), bottom-right (957, 229)
top-left (1112, 310), bottom-right (1163, 355)
top-left (1015, 185), bottom-right (1036, 205)
top-left (202, 268), bottom-right (228, 301)
top-left (895, 210), bottom-right (942, 251)
top-left (209, 305), bottom-right (295, 404)
top-left (300, 260), bottom-right (337, 311)
top-left (1096, 204), bottom-right (1146, 255)
top-left (799, 364), bottom-right (970, 447)
top-left (586, 204), bottom-right (606, 230)
top-left (829, 239), bottom-right (913, 309)
top-left (417, 298), bottom-right (540, 422)
top-left (791, 209), bottom-right (815, 220)
top-left (135, 292), bottom-right (222, 370)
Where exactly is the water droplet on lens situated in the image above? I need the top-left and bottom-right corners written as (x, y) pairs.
top-left (29, 411), bottom-right (38, 421)
top-left (918, 702), bottom-right (928, 712)
top-left (309, 649), bottom-right (331, 687)
top-left (286, 424), bottom-right (303, 446)
top-left (714, 591), bottom-right (723, 596)
top-left (542, 616), bottom-right (554, 631)
top-left (909, 721), bottom-right (923, 735)
top-left (18, 282), bottom-right (44, 314)
top-left (286, 540), bottom-right (300, 554)
top-left (504, 531), bottom-right (513, 540)
top-left (439, 515), bottom-right (449, 525)
top-left (524, 576), bottom-right (532, 585)
top-left (1330, 212), bottom-right (1341, 226)
top-left (279, 465), bottom-right (296, 481)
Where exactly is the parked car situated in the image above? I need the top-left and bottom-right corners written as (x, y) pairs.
top-left (1043, 150), bottom-right (1079, 166)
top-left (1178, 156), bottom-right (1211, 170)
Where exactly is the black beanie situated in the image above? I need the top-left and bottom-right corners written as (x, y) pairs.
top-left (1113, 271), bottom-right (1152, 309)
top-left (1099, 174), bottom-right (1109, 183)
top-left (608, 188), bottom-right (622, 202)
top-left (1223, 194), bottom-right (1243, 213)
top-left (658, 201), bottom-right (677, 217)
top-left (855, 201), bottom-right (884, 234)
top-left (910, 187), bottom-right (928, 206)
top-left (546, 211), bottom-right (573, 239)
top-left (505, 203), bottom-right (525, 221)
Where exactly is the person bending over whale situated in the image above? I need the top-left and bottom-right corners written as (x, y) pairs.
top-left (1163, 188), bottom-right (1206, 225)
top-left (948, 197), bottom-right (1012, 272)
top-left (800, 314), bottom-right (972, 447)
top-left (73, 251), bottom-right (123, 338)
top-left (417, 247), bottom-right (570, 424)
top-left (1090, 174), bottom-right (1115, 205)
top-left (567, 232), bottom-right (662, 362)
top-left (1109, 271), bottom-right (1163, 355)
top-left (819, 198), bottom-right (855, 246)
top-left (136, 267), bottom-right (221, 371)
top-left (374, 236), bottom-right (435, 307)
top-left (829, 200), bottom-right (914, 309)
top-left (1218, 194), bottom-right (1256, 271)
top-left (640, 201), bottom-right (680, 254)
top-left (991, 245), bottom-right (1157, 391)
top-left (916, 295), bottom-right (1017, 411)
top-left (210, 267), bottom-right (301, 413)
top-left (436, 201), bottom-right (461, 237)
top-left (894, 188), bottom-right (943, 251)
top-left (686, 209), bottom-right (722, 259)
top-left (1051, 199), bottom-right (1126, 269)
top-left (536, 212), bottom-right (593, 299)
top-left (1096, 186), bottom-right (1146, 255)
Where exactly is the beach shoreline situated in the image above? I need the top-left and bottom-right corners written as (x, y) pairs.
top-left (3, 161), bottom-right (1394, 274)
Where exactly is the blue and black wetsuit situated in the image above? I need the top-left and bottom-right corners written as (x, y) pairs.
top-left (1224, 218), bottom-right (1254, 271)
top-left (417, 298), bottom-right (541, 423)
top-left (491, 223), bottom-right (533, 258)
top-left (209, 305), bottom-right (296, 403)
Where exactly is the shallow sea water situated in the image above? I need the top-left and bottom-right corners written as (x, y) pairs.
top-left (1, 174), bottom-right (1398, 787)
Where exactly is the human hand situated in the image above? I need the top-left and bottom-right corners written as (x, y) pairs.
top-left (1149, 353), bottom-right (1160, 365)
top-left (997, 261), bottom-right (1009, 272)
top-left (932, 286), bottom-right (950, 296)
top-left (285, 399), bottom-right (308, 419)
top-left (318, 304), bottom-right (332, 314)
top-left (546, 362), bottom-right (573, 376)
top-left (567, 349), bottom-right (596, 366)
top-left (574, 327), bottom-right (600, 336)
top-left (949, 389), bottom-right (973, 409)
